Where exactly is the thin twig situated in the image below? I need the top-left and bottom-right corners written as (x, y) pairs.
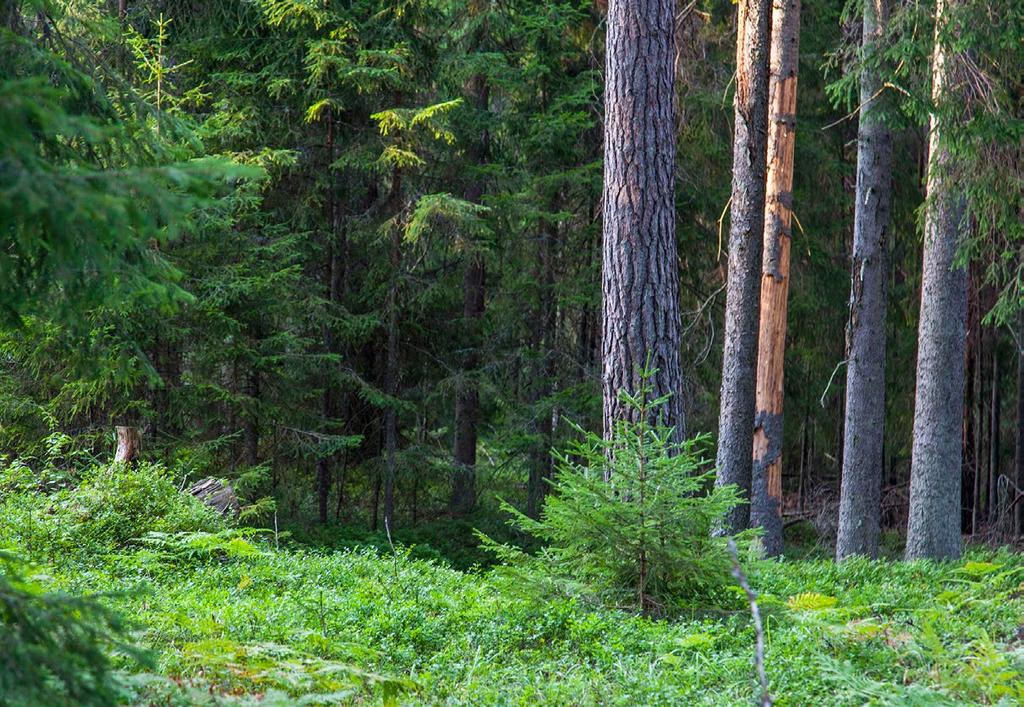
top-left (728, 539), bottom-right (773, 707)
top-left (819, 359), bottom-right (848, 409)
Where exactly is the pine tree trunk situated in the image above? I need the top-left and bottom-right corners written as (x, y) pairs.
top-left (1016, 321), bottom-right (1024, 536)
top-left (989, 337), bottom-right (1000, 518)
top-left (715, 0), bottom-right (772, 534)
top-left (452, 256), bottom-right (484, 514)
top-left (905, 0), bottom-right (969, 560)
top-left (750, 0), bottom-right (801, 557)
top-left (835, 0), bottom-right (894, 560)
top-left (527, 219), bottom-right (558, 519)
top-left (318, 108), bottom-right (344, 525)
top-left (383, 171), bottom-right (403, 534)
top-left (451, 73), bottom-right (489, 517)
top-left (601, 0), bottom-right (685, 447)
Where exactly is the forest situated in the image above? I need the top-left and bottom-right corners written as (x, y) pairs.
top-left (1, 0), bottom-right (1023, 704)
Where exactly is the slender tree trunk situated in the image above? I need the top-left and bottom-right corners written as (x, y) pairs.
top-left (244, 366), bottom-right (260, 466)
top-left (905, 0), bottom-right (969, 560)
top-left (988, 338), bottom-right (999, 519)
top-left (451, 73), bottom-right (489, 516)
top-left (1016, 320), bottom-right (1024, 536)
top-left (836, 0), bottom-right (894, 560)
top-left (601, 0), bottom-right (685, 449)
top-left (382, 168), bottom-right (403, 534)
top-left (383, 230), bottom-right (400, 534)
top-left (318, 108), bottom-right (345, 524)
top-left (715, 0), bottom-right (772, 534)
top-left (750, 0), bottom-right (801, 557)
top-left (527, 218), bottom-right (558, 518)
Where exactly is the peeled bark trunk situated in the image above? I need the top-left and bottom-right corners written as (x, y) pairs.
top-left (750, 0), bottom-right (801, 557)
top-left (114, 425), bottom-right (141, 464)
top-left (601, 0), bottom-right (685, 446)
top-left (905, 0), bottom-right (969, 560)
top-left (715, 0), bottom-right (772, 534)
top-left (836, 0), bottom-right (894, 560)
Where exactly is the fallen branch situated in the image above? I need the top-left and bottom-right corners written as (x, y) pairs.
top-left (728, 539), bottom-right (773, 707)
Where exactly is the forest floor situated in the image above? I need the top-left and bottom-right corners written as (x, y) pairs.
top-left (37, 531), bottom-right (1024, 705)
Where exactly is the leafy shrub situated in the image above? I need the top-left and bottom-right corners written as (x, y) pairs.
top-left (481, 380), bottom-right (748, 616)
top-left (0, 461), bottom-right (225, 561)
top-left (0, 552), bottom-right (138, 706)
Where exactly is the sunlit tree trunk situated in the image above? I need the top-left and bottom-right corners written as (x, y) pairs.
top-left (750, 0), bottom-right (801, 556)
top-left (905, 0), bottom-right (969, 560)
top-left (601, 0), bottom-right (685, 447)
top-left (836, 0), bottom-right (894, 560)
top-left (715, 0), bottom-right (772, 534)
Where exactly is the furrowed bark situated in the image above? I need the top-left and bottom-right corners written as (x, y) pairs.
top-left (715, 0), bottom-right (772, 534)
top-left (905, 0), bottom-right (969, 560)
top-left (836, 0), bottom-right (894, 560)
top-left (750, 0), bottom-right (801, 557)
top-left (601, 0), bottom-right (685, 448)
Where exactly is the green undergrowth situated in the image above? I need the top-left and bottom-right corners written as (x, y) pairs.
top-left (15, 540), bottom-right (1023, 705)
top-left (3, 461), bottom-right (1024, 703)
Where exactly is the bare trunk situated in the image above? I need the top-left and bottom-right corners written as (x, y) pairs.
top-left (527, 215), bottom-right (558, 518)
top-left (836, 0), bottom-right (894, 560)
top-left (715, 0), bottom-right (772, 534)
top-left (750, 0), bottom-right (801, 557)
top-left (905, 0), bottom-right (969, 560)
top-left (114, 426), bottom-right (141, 464)
top-left (601, 0), bottom-right (685, 449)
top-left (1016, 322), bottom-right (1024, 536)
top-left (451, 73), bottom-right (489, 516)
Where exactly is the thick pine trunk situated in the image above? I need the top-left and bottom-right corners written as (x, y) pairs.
top-left (715, 0), bottom-right (772, 534)
top-left (601, 0), bottom-right (685, 446)
top-left (750, 0), bottom-right (801, 557)
top-left (835, 0), bottom-right (894, 560)
top-left (905, 0), bottom-right (969, 560)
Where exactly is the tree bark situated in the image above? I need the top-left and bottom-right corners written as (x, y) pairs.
top-left (905, 0), bottom-right (969, 560)
top-left (318, 108), bottom-right (345, 524)
top-left (452, 254), bottom-right (484, 514)
top-left (451, 17), bottom-right (491, 517)
top-left (836, 0), bottom-right (894, 560)
top-left (715, 0), bottom-right (772, 534)
top-left (750, 0), bottom-right (801, 557)
top-left (382, 169), bottom-right (403, 534)
top-left (114, 425), bottom-right (141, 464)
top-left (527, 218), bottom-right (558, 518)
top-left (601, 0), bottom-right (685, 447)
top-left (1016, 319), bottom-right (1024, 536)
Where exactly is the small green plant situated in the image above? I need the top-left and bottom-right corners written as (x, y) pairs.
top-left (0, 552), bottom-right (140, 706)
top-left (481, 372), bottom-right (749, 616)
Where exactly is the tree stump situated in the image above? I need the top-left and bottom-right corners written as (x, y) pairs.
top-left (114, 426), bottom-right (141, 464)
top-left (188, 478), bottom-right (240, 517)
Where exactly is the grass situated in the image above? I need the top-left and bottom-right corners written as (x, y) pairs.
top-left (4, 463), bottom-right (1024, 704)
top-left (31, 536), bottom-right (1024, 705)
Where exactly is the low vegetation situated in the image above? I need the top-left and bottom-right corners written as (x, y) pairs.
top-left (4, 456), bottom-right (1024, 705)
